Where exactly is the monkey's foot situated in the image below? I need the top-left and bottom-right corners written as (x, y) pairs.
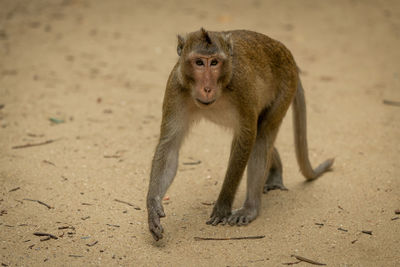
top-left (147, 199), bottom-right (165, 241)
top-left (263, 183), bottom-right (288, 193)
top-left (263, 173), bottom-right (287, 193)
top-left (228, 206), bottom-right (258, 226)
top-left (206, 205), bottom-right (231, 226)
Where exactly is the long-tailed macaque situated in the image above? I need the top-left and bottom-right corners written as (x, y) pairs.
top-left (146, 28), bottom-right (334, 241)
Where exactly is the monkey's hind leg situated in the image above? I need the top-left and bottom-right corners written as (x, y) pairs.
top-left (263, 147), bottom-right (287, 193)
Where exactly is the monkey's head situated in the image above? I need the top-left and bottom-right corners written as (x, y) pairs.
top-left (177, 28), bottom-right (233, 108)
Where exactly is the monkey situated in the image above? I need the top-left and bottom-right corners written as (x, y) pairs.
top-left (146, 28), bottom-right (334, 241)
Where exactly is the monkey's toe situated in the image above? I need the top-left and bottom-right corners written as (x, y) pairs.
top-left (228, 207), bottom-right (257, 226)
top-left (264, 171), bottom-right (287, 193)
top-left (263, 183), bottom-right (288, 193)
top-left (228, 215), bottom-right (250, 226)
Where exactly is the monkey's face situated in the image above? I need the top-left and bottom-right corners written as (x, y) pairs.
top-left (185, 53), bottom-right (227, 108)
top-left (176, 28), bottom-right (233, 109)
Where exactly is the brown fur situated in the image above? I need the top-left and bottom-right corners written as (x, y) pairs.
top-left (146, 29), bottom-right (334, 241)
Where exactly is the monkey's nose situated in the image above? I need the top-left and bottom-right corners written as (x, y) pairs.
top-left (204, 87), bottom-right (211, 93)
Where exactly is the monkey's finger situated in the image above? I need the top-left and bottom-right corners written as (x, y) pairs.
top-left (211, 218), bottom-right (221, 226)
top-left (157, 208), bottom-right (165, 218)
top-left (228, 216), bottom-right (239, 226)
top-left (205, 217), bottom-right (214, 225)
top-left (206, 216), bottom-right (221, 226)
top-left (220, 218), bottom-right (228, 225)
top-left (150, 228), bottom-right (163, 241)
top-left (154, 203), bottom-right (165, 217)
top-left (148, 211), bottom-right (164, 240)
top-left (149, 222), bottom-right (164, 241)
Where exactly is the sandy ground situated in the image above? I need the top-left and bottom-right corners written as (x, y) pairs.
top-left (0, 0), bottom-right (399, 266)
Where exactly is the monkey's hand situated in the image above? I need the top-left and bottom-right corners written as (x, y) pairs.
top-left (206, 203), bottom-right (232, 226)
top-left (147, 198), bottom-right (165, 241)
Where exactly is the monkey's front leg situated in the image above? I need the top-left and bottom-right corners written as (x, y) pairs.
top-left (147, 136), bottom-right (182, 241)
top-left (228, 127), bottom-right (279, 226)
top-left (206, 130), bottom-right (256, 226)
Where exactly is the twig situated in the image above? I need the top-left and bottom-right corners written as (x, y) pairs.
top-left (114, 198), bottom-right (134, 206)
top-left (104, 155), bottom-right (121, 159)
top-left (27, 133), bottom-right (44, 138)
top-left (12, 139), bottom-right (60, 149)
top-left (337, 227), bottom-right (348, 232)
top-left (9, 187), bottom-right (20, 192)
top-left (42, 160), bottom-right (56, 166)
top-left (33, 232), bottom-right (58, 240)
top-left (49, 117), bottom-right (65, 124)
top-left (86, 241), bottom-right (98, 247)
top-left (69, 255), bottom-right (83, 258)
top-left (106, 224), bottom-right (120, 228)
top-left (81, 216), bottom-right (90, 220)
top-left (194, 235), bottom-right (265, 241)
top-left (183, 160), bottom-right (202, 165)
top-left (282, 261), bottom-right (301, 265)
top-left (114, 199), bottom-right (141, 210)
top-left (200, 201), bottom-right (214, 206)
top-left (23, 198), bottom-right (52, 209)
top-left (391, 217), bottom-right (399, 221)
top-left (361, 230), bottom-right (372, 235)
top-left (249, 258), bottom-right (268, 263)
top-left (291, 255), bottom-right (326, 266)
top-left (383, 99), bottom-right (400, 107)
top-left (58, 226), bottom-right (75, 230)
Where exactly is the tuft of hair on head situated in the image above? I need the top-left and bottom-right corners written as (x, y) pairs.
top-left (200, 27), bottom-right (212, 45)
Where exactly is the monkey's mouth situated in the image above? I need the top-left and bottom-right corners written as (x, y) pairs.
top-left (196, 98), bottom-right (216, 106)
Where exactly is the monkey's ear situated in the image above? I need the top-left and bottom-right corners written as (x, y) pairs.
top-left (223, 33), bottom-right (233, 56)
top-left (177, 35), bottom-right (185, 56)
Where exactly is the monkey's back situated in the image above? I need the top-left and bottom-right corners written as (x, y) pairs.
top-left (227, 30), bottom-right (297, 74)
top-left (222, 30), bottom-right (298, 113)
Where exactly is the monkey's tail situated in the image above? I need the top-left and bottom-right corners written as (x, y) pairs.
top-left (292, 78), bottom-right (334, 180)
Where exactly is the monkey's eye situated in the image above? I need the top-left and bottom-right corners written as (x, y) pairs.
top-left (210, 59), bottom-right (218, 66)
top-left (195, 59), bottom-right (204, 66)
